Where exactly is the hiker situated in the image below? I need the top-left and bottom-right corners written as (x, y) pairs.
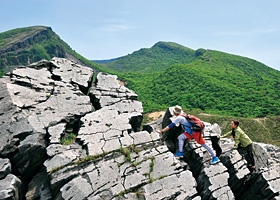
top-left (219, 120), bottom-right (256, 173)
top-left (156, 105), bottom-right (220, 165)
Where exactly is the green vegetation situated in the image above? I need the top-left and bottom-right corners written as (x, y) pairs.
top-left (0, 26), bottom-right (63, 68)
top-left (0, 68), bottom-right (4, 77)
top-left (119, 147), bottom-right (132, 162)
top-left (102, 42), bottom-right (280, 119)
top-left (100, 42), bottom-right (280, 146)
top-left (61, 133), bottom-right (77, 145)
top-left (104, 41), bottom-right (196, 73)
top-left (48, 151), bottom-right (109, 174)
top-left (149, 156), bottom-right (155, 173)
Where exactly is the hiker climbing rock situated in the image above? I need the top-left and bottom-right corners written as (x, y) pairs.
top-left (156, 105), bottom-right (220, 164)
top-left (219, 120), bottom-right (256, 173)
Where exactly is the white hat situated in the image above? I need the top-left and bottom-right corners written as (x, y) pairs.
top-left (173, 105), bottom-right (183, 114)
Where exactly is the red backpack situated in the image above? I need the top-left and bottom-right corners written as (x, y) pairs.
top-left (180, 114), bottom-right (205, 140)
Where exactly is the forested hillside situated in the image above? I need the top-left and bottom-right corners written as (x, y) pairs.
top-left (102, 42), bottom-right (280, 118)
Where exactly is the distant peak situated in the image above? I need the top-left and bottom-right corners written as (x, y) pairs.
top-left (152, 41), bottom-right (193, 52)
top-left (153, 41), bottom-right (181, 47)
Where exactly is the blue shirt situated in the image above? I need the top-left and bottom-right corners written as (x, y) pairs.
top-left (168, 115), bottom-right (194, 135)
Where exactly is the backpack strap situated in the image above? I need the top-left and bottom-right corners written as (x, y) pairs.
top-left (179, 114), bottom-right (194, 134)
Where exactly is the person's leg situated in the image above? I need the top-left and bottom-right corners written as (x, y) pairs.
top-left (193, 132), bottom-right (219, 164)
top-left (178, 133), bottom-right (188, 152)
top-left (201, 143), bottom-right (216, 159)
top-left (246, 143), bottom-right (255, 167)
top-left (210, 136), bottom-right (222, 158)
top-left (193, 132), bottom-right (216, 158)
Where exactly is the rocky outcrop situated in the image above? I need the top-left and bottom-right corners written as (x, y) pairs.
top-left (0, 58), bottom-right (279, 200)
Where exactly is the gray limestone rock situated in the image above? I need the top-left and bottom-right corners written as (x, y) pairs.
top-left (51, 58), bottom-right (94, 90)
top-left (253, 142), bottom-right (270, 169)
top-left (142, 171), bottom-right (198, 199)
top-left (220, 149), bottom-right (250, 193)
top-left (48, 123), bottom-right (66, 144)
top-left (0, 174), bottom-right (22, 200)
top-left (142, 117), bottom-right (163, 134)
top-left (1, 59), bottom-right (280, 200)
top-left (0, 132), bottom-right (19, 158)
top-left (197, 164), bottom-right (234, 200)
top-left (0, 158), bottom-right (11, 179)
top-left (44, 143), bottom-right (84, 172)
top-left (49, 165), bottom-right (80, 197)
top-left (238, 167), bottom-right (280, 200)
top-left (12, 133), bottom-right (47, 180)
top-left (25, 168), bottom-right (52, 200)
top-left (56, 176), bottom-right (93, 200)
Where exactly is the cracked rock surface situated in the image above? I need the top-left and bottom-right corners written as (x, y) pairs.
top-left (0, 58), bottom-right (280, 200)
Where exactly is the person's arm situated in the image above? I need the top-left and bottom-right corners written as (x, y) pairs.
top-left (220, 131), bottom-right (231, 138)
top-left (233, 129), bottom-right (241, 148)
top-left (156, 123), bottom-right (175, 134)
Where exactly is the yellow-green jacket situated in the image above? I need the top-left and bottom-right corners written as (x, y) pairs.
top-left (221, 126), bottom-right (252, 148)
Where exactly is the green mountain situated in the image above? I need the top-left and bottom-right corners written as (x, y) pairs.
top-left (102, 42), bottom-right (280, 118)
top-left (104, 41), bottom-right (197, 72)
top-left (0, 26), bottom-right (102, 76)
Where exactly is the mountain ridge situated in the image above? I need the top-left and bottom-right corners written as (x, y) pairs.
top-left (0, 26), bottom-right (49, 51)
top-left (102, 41), bottom-right (197, 73)
top-left (0, 26), bottom-right (102, 75)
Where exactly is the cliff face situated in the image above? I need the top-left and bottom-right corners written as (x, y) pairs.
top-left (0, 58), bottom-right (280, 200)
top-left (0, 27), bottom-right (85, 73)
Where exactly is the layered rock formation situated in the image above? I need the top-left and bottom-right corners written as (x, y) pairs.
top-left (0, 58), bottom-right (279, 200)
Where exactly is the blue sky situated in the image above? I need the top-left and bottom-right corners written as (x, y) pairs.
top-left (1, 0), bottom-right (280, 71)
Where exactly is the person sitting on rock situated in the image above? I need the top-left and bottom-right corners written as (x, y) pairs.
top-left (156, 105), bottom-right (220, 165)
top-left (219, 120), bottom-right (256, 173)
